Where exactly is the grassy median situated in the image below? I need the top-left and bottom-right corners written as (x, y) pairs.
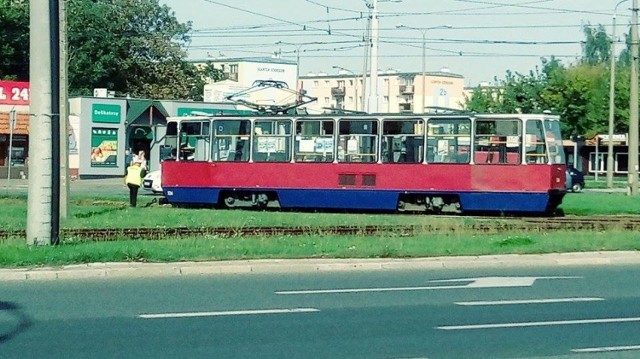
top-left (1, 191), bottom-right (639, 267)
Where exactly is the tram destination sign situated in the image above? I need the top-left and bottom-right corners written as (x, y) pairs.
top-left (0, 80), bottom-right (30, 106)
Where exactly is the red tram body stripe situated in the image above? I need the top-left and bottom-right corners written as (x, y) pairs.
top-left (162, 161), bottom-right (564, 193)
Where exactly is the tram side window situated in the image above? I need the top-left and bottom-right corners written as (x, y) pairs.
top-left (525, 120), bottom-right (547, 164)
top-left (381, 119), bottom-right (424, 163)
top-left (426, 118), bottom-right (471, 164)
top-left (253, 120), bottom-right (292, 162)
top-left (179, 121), bottom-right (210, 161)
top-left (337, 119), bottom-right (378, 163)
top-left (211, 120), bottom-right (250, 162)
top-left (294, 120), bottom-right (334, 162)
top-left (162, 121), bottom-right (179, 161)
top-left (544, 120), bottom-right (565, 164)
top-left (474, 119), bottom-right (522, 165)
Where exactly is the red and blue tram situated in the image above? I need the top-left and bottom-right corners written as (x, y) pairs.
top-left (160, 113), bottom-right (566, 214)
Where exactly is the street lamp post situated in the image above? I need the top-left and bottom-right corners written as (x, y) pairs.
top-left (275, 41), bottom-right (302, 95)
top-left (333, 66), bottom-right (359, 112)
top-left (396, 24), bottom-right (451, 113)
top-left (608, 0), bottom-right (630, 188)
top-left (629, 0), bottom-right (639, 195)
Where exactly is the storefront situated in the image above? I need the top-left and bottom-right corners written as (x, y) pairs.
top-left (0, 80), bottom-right (30, 179)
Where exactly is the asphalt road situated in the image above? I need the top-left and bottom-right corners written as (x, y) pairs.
top-left (2, 264), bottom-right (639, 358)
top-left (0, 177), bottom-right (158, 197)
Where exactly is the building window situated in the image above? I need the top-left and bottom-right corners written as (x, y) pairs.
top-left (349, 79), bottom-right (354, 86)
top-left (229, 64), bottom-right (238, 73)
top-left (313, 81), bottom-right (319, 88)
top-left (383, 96), bottom-right (389, 103)
top-left (348, 96), bottom-right (354, 104)
top-left (324, 97), bottom-right (330, 104)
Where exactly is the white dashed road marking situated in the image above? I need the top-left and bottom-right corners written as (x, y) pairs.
top-left (138, 308), bottom-right (319, 319)
top-left (454, 297), bottom-right (604, 306)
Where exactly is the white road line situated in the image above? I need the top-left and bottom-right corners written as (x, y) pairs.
top-left (276, 285), bottom-right (471, 295)
top-left (276, 276), bottom-right (582, 295)
top-left (572, 345), bottom-right (640, 353)
top-left (437, 317), bottom-right (640, 330)
top-left (455, 297), bottom-right (604, 306)
top-left (138, 308), bottom-right (319, 319)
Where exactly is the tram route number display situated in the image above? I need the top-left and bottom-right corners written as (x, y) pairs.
top-left (0, 80), bottom-right (30, 106)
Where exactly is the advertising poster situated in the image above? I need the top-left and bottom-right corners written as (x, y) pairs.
top-left (90, 128), bottom-right (118, 167)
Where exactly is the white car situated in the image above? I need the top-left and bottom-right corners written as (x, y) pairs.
top-left (143, 169), bottom-right (162, 194)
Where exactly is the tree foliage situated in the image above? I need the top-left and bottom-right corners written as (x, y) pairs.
top-left (0, 0), bottom-right (219, 99)
top-left (465, 24), bottom-right (634, 139)
top-left (0, 0), bottom-right (29, 80)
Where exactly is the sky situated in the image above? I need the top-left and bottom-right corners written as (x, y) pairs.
top-left (159, 0), bottom-right (632, 87)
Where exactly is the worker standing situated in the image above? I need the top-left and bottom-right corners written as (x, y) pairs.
top-left (124, 160), bottom-right (146, 207)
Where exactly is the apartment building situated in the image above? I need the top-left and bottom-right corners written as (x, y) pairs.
top-left (299, 68), bottom-right (466, 114)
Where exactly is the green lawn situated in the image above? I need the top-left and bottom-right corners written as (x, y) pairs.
top-left (1, 190), bottom-right (639, 267)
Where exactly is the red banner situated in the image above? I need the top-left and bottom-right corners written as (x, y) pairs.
top-left (0, 80), bottom-right (30, 105)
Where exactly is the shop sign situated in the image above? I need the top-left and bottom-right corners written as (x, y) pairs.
top-left (92, 103), bottom-right (121, 123)
top-left (0, 80), bottom-right (29, 105)
top-left (90, 128), bottom-right (118, 167)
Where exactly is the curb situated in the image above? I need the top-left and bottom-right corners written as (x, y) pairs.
top-left (1, 251), bottom-right (639, 281)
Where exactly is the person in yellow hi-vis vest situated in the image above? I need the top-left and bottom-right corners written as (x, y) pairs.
top-left (124, 160), bottom-right (147, 207)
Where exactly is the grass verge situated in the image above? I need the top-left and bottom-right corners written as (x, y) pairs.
top-left (1, 231), bottom-right (638, 268)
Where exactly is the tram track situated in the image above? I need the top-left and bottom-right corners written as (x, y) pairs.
top-left (2, 215), bottom-right (640, 241)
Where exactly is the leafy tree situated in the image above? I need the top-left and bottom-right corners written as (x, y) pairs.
top-left (581, 24), bottom-right (611, 65)
top-left (1, 0), bottom-right (214, 99)
top-left (67, 0), bottom-right (200, 99)
top-left (0, 0), bottom-right (29, 80)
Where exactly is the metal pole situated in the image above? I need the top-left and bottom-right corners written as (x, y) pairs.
top-left (629, 0), bottom-right (639, 195)
top-left (607, 9), bottom-right (618, 187)
top-left (595, 137), bottom-right (599, 181)
top-left (6, 110), bottom-right (15, 189)
top-left (609, 0), bottom-right (629, 188)
top-left (421, 30), bottom-right (426, 114)
top-left (369, 0), bottom-right (379, 113)
top-left (50, 0), bottom-right (61, 245)
top-left (59, 0), bottom-right (69, 219)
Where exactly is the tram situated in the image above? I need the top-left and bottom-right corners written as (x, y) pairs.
top-left (159, 112), bottom-right (566, 214)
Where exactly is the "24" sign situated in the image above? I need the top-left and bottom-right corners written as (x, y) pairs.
top-left (0, 80), bottom-right (29, 105)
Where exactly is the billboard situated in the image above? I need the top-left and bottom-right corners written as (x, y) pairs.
top-left (0, 81), bottom-right (29, 106)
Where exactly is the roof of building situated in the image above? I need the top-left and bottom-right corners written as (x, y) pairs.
top-left (189, 57), bottom-right (297, 66)
top-left (300, 70), bottom-right (463, 79)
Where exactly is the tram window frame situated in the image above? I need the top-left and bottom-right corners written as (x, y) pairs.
top-left (525, 119), bottom-right (547, 164)
top-left (474, 119), bottom-right (522, 165)
top-left (211, 119), bottom-right (251, 162)
top-left (544, 120), bottom-right (565, 164)
top-left (178, 121), bottom-right (211, 161)
top-left (425, 118), bottom-right (471, 164)
top-left (337, 119), bottom-right (379, 163)
top-left (294, 119), bottom-right (335, 163)
top-left (253, 119), bottom-right (292, 162)
top-left (381, 118), bottom-right (424, 164)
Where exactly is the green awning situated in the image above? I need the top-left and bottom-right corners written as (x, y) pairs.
top-left (125, 99), bottom-right (169, 126)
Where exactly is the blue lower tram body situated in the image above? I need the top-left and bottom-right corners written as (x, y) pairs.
top-left (163, 186), bottom-right (559, 213)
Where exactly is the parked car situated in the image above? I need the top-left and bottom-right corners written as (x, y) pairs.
top-left (566, 166), bottom-right (585, 192)
top-left (143, 168), bottom-right (162, 194)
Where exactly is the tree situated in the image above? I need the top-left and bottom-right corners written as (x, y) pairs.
top-left (581, 23), bottom-right (611, 65)
top-left (67, 0), bottom-right (201, 99)
top-left (0, 0), bottom-right (29, 80)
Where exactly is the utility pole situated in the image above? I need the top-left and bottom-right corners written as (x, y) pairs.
top-left (608, 0), bottom-right (630, 188)
top-left (28, 0), bottom-right (54, 245)
top-left (368, 0), bottom-right (379, 113)
top-left (629, 0), bottom-right (639, 195)
top-left (60, 0), bottom-right (69, 218)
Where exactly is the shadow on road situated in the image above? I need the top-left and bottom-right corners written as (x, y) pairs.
top-left (0, 301), bottom-right (32, 344)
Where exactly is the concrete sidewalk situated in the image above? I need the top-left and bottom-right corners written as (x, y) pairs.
top-left (1, 251), bottom-right (640, 281)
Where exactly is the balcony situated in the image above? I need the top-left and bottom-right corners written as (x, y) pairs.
top-left (331, 87), bottom-right (345, 97)
top-left (399, 85), bottom-right (414, 94)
